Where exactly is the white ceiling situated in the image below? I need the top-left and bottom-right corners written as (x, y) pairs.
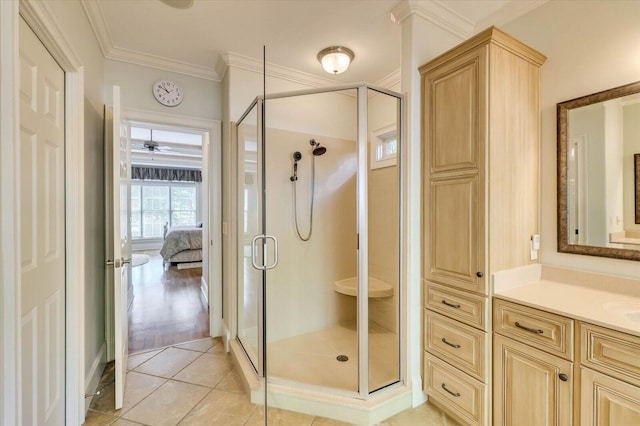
top-left (82, 0), bottom-right (546, 84)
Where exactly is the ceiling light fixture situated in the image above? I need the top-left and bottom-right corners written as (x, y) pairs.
top-left (317, 46), bottom-right (354, 75)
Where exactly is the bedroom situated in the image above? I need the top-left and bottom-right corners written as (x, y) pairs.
top-left (127, 122), bottom-right (210, 353)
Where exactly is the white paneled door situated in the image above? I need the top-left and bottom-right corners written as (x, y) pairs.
top-left (19, 17), bottom-right (65, 425)
top-left (105, 86), bottom-right (131, 409)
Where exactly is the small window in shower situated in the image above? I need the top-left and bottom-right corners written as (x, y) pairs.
top-left (370, 124), bottom-right (397, 169)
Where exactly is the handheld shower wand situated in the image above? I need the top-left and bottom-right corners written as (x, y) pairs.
top-left (291, 140), bottom-right (328, 241)
top-left (290, 151), bottom-right (302, 181)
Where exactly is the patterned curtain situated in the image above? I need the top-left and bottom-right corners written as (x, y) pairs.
top-left (131, 166), bottom-right (202, 182)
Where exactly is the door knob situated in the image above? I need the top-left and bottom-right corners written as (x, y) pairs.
top-left (476, 271), bottom-right (483, 278)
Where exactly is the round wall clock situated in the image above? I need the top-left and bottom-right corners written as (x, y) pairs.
top-left (152, 80), bottom-right (184, 107)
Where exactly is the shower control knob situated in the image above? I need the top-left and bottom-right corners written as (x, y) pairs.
top-left (476, 271), bottom-right (483, 278)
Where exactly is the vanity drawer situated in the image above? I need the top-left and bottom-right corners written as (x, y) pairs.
top-left (425, 310), bottom-right (488, 381)
top-left (424, 352), bottom-right (488, 426)
top-left (494, 299), bottom-right (574, 360)
top-left (425, 281), bottom-right (488, 330)
top-left (580, 322), bottom-right (640, 387)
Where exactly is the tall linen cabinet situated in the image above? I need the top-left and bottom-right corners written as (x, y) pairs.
top-left (420, 27), bottom-right (546, 425)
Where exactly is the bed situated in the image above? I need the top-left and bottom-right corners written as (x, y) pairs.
top-left (160, 224), bottom-right (203, 264)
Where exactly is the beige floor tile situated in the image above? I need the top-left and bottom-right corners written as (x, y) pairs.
top-left (90, 371), bottom-right (168, 416)
top-left (377, 402), bottom-right (445, 425)
top-left (128, 349), bottom-right (163, 370)
top-left (311, 417), bottom-right (355, 426)
top-left (173, 352), bottom-right (234, 388)
top-left (245, 405), bottom-right (314, 426)
top-left (180, 389), bottom-right (256, 426)
top-left (133, 347), bottom-right (201, 378)
top-left (121, 380), bottom-right (210, 426)
top-left (82, 410), bottom-right (118, 425)
top-left (175, 337), bottom-right (216, 353)
top-left (110, 420), bottom-right (146, 425)
top-left (215, 368), bottom-right (244, 393)
top-left (120, 372), bottom-right (168, 413)
top-left (206, 338), bottom-right (227, 355)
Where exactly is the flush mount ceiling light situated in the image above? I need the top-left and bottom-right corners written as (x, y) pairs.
top-left (317, 46), bottom-right (355, 75)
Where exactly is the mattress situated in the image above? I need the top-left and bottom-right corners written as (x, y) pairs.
top-left (168, 249), bottom-right (202, 263)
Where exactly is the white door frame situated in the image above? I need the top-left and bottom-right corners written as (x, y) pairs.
top-left (122, 107), bottom-right (223, 338)
top-left (1, 1), bottom-right (85, 425)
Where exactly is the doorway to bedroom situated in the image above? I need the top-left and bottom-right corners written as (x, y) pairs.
top-left (127, 122), bottom-right (210, 353)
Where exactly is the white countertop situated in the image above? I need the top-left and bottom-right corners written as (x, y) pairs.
top-left (493, 265), bottom-right (640, 338)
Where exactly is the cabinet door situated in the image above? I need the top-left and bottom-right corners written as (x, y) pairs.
top-left (494, 334), bottom-right (573, 426)
top-left (425, 174), bottom-right (486, 294)
top-left (423, 45), bottom-right (486, 175)
top-left (581, 367), bottom-right (640, 426)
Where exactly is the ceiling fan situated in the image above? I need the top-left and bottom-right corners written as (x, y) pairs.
top-left (134, 129), bottom-right (171, 153)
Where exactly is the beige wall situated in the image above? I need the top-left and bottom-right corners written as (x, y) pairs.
top-left (104, 59), bottom-right (221, 120)
top-left (265, 127), bottom-right (357, 341)
top-left (45, 0), bottom-right (107, 384)
top-left (503, 0), bottom-right (640, 277)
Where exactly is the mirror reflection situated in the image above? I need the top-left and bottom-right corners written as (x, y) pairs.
top-left (558, 81), bottom-right (640, 260)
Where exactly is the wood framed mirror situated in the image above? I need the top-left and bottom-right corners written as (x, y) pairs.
top-left (558, 81), bottom-right (640, 261)
top-left (557, 82), bottom-right (640, 260)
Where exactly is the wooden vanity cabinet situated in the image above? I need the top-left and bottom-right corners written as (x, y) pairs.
top-left (493, 301), bottom-right (574, 426)
top-left (579, 322), bottom-right (640, 425)
top-left (420, 26), bottom-right (545, 425)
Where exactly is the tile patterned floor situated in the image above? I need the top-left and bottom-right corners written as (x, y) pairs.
top-left (84, 337), bottom-right (460, 426)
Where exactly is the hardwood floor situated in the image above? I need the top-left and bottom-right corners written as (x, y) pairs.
top-left (128, 252), bottom-right (209, 353)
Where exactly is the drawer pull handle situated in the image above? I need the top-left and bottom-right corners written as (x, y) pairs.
top-left (441, 383), bottom-right (460, 397)
top-left (441, 299), bottom-right (461, 309)
top-left (514, 321), bottom-right (544, 334)
top-left (441, 337), bottom-right (461, 349)
top-left (559, 373), bottom-right (568, 382)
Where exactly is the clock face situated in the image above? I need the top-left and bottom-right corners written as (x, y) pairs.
top-left (152, 80), bottom-right (183, 107)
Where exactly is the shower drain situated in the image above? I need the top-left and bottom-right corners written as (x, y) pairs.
top-left (336, 355), bottom-right (349, 362)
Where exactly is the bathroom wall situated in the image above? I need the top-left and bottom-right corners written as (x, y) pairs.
top-left (623, 103), bottom-right (640, 232)
top-left (104, 59), bottom-right (221, 120)
top-left (503, 0), bottom-right (640, 277)
top-left (265, 127), bottom-right (357, 342)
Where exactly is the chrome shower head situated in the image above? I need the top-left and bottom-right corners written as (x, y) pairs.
top-left (309, 139), bottom-right (327, 156)
top-left (312, 145), bottom-right (326, 156)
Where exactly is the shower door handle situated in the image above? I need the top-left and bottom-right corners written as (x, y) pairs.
top-left (250, 234), bottom-right (279, 270)
top-left (263, 235), bottom-right (278, 270)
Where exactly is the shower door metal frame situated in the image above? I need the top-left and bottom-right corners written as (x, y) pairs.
top-left (234, 83), bottom-right (405, 402)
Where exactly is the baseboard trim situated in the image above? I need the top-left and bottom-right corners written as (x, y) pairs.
top-left (84, 342), bottom-right (107, 414)
top-left (411, 374), bottom-right (427, 406)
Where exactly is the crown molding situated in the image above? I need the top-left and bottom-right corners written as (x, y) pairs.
top-left (475, 0), bottom-right (550, 31)
top-left (106, 46), bottom-right (219, 81)
top-left (391, 0), bottom-right (474, 39)
top-left (375, 68), bottom-right (401, 90)
top-left (79, 0), bottom-right (111, 57)
top-left (217, 51), bottom-right (341, 89)
top-left (80, 0), bottom-right (218, 81)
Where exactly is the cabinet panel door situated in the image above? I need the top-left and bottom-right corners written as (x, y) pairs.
top-left (426, 174), bottom-right (486, 294)
top-left (581, 367), bottom-right (640, 426)
top-left (494, 335), bottom-right (573, 426)
top-left (424, 45), bottom-right (486, 175)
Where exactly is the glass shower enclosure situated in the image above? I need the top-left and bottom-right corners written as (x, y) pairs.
top-left (235, 84), bottom-right (403, 419)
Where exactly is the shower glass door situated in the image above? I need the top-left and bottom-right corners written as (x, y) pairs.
top-left (263, 88), bottom-right (361, 398)
top-left (236, 100), bottom-right (262, 373)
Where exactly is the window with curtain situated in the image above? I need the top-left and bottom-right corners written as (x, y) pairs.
top-left (131, 181), bottom-right (197, 239)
